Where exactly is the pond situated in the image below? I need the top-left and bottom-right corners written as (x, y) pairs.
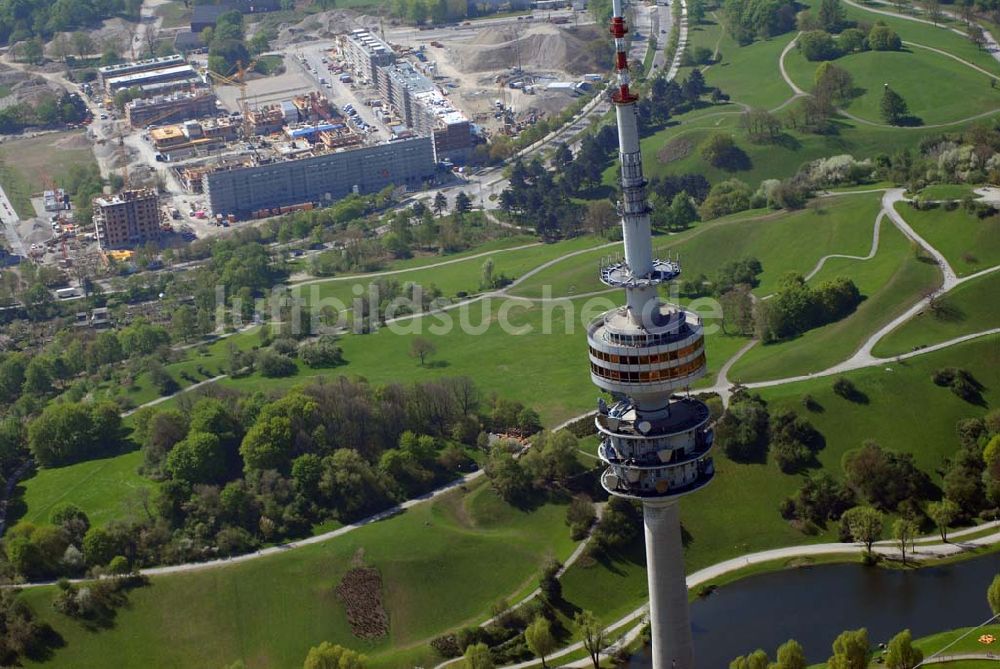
top-left (624, 550), bottom-right (1000, 666)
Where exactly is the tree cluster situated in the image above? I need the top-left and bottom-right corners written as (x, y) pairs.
top-left (0, 91), bottom-right (88, 135)
top-left (756, 272), bottom-right (863, 343)
top-left (0, 0), bottom-right (139, 45)
top-left (483, 430), bottom-right (582, 504)
top-left (721, 0), bottom-right (797, 45)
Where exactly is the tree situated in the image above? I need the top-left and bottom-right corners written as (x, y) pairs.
top-left (731, 650), bottom-right (770, 669)
top-left (409, 336), bottom-right (437, 366)
top-left (893, 518), bottom-right (916, 564)
top-left (166, 432), bottom-right (226, 484)
top-left (868, 24), bottom-right (902, 51)
top-left (700, 133), bottom-right (741, 168)
top-left (584, 200), bottom-right (617, 237)
top-left (20, 39), bottom-right (43, 65)
top-left (775, 639), bottom-right (807, 669)
top-left (28, 402), bottom-right (98, 467)
top-left (303, 642), bottom-right (367, 669)
top-left (82, 527), bottom-right (118, 566)
top-left (988, 573), bottom-right (1000, 615)
top-left (885, 629), bottom-right (923, 669)
top-left (239, 416), bottom-right (293, 472)
top-left (715, 393), bottom-right (770, 462)
top-left (880, 86), bottom-right (909, 125)
top-left (927, 499), bottom-right (959, 542)
top-left (72, 31), bottom-right (95, 58)
top-left (828, 628), bottom-right (869, 669)
top-left (171, 305), bottom-right (198, 342)
top-left (575, 610), bottom-right (607, 669)
top-left (798, 30), bottom-right (839, 61)
top-left (454, 191), bottom-right (472, 214)
top-left (524, 616), bottom-right (556, 669)
top-left (843, 441), bottom-right (928, 511)
top-left (815, 63), bottom-right (855, 104)
top-left (552, 142), bottom-right (573, 167)
top-left (924, 0), bottom-right (942, 24)
top-left (682, 68), bottom-right (706, 100)
top-left (818, 0), bottom-right (847, 31)
top-left (432, 192), bottom-right (448, 216)
top-left (668, 192), bottom-right (699, 230)
top-left (463, 643), bottom-right (493, 669)
top-left (969, 24), bottom-right (987, 50)
top-left (842, 506), bottom-right (883, 556)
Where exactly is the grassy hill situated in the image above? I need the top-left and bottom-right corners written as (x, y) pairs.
top-left (874, 269), bottom-right (1000, 356)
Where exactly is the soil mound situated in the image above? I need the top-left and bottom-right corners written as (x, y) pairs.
top-left (450, 24), bottom-right (602, 75)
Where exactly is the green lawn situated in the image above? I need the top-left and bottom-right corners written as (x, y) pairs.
top-left (694, 26), bottom-right (796, 111)
top-left (918, 184), bottom-right (978, 201)
top-left (215, 295), bottom-right (749, 426)
top-left (728, 220), bottom-right (943, 381)
top-left (75, 328), bottom-right (262, 409)
top-left (909, 625), bottom-right (1000, 659)
top-left (14, 450), bottom-right (150, 530)
top-left (782, 46), bottom-right (1000, 126)
top-left (293, 234), bottom-right (608, 309)
top-left (511, 194), bottom-right (883, 299)
top-left (20, 479), bottom-right (579, 669)
top-left (18, 324), bottom-right (1000, 669)
top-left (874, 269), bottom-right (1000, 356)
top-left (632, 108), bottom-right (960, 190)
top-left (844, 2), bottom-right (1000, 76)
top-left (563, 335), bottom-right (1000, 621)
top-left (895, 201), bottom-right (1000, 277)
top-left (0, 131), bottom-right (97, 219)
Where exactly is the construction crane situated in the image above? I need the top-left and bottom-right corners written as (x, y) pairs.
top-left (203, 59), bottom-right (258, 138)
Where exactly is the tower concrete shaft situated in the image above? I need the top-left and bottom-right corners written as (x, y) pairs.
top-left (644, 501), bottom-right (694, 669)
top-left (589, 1), bottom-right (715, 668)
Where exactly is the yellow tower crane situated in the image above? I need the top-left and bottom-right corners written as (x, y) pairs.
top-left (203, 59), bottom-right (258, 138)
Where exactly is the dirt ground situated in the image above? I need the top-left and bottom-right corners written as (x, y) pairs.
top-left (214, 67), bottom-right (318, 112)
top-left (392, 21), bottom-right (604, 126)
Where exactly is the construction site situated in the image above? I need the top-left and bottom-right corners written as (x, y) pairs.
top-left (0, 0), bottom-right (609, 289)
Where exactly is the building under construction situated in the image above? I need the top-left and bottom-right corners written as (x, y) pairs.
top-left (93, 189), bottom-right (162, 250)
top-left (98, 54), bottom-right (203, 99)
top-left (202, 135), bottom-right (435, 218)
top-left (343, 30), bottom-right (396, 85)
top-left (125, 91), bottom-right (219, 128)
top-left (378, 61), bottom-right (472, 162)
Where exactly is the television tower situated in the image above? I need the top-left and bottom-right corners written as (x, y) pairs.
top-left (589, 1), bottom-right (715, 667)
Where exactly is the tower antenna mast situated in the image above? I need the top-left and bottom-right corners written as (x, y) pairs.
top-left (588, 2), bottom-right (716, 668)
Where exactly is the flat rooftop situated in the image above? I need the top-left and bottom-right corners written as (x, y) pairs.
top-left (98, 54), bottom-right (185, 77)
top-left (105, 64), bottom-right (197, 88)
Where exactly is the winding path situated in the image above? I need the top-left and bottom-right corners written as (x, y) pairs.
top-left (776, 33), bottom-right (1000, 129)
top-left (842, 0), bottom-right (1000, 64)
top-left (715, 188), bottom-right (999, 392)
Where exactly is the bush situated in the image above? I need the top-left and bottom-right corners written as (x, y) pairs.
top-left (270, 338), bottom-right (299, 356)
top-left (257, 350), bottom-right (297, 378)
top-left (299, 336), bottom-right (344, 368)
top-left (799, 30), bottom-right (840, 61)
top-left (699, 179), bottom-right (752, 219)
top-left (716, 392), bottom-right (770, 462)
top-left (699, 133), bottom-right (748, 170)
top-left (868, 23), bottom-right (901, 51)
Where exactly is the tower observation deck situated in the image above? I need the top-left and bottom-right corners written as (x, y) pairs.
top-left (590, 1), bottom-right (714, 667)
